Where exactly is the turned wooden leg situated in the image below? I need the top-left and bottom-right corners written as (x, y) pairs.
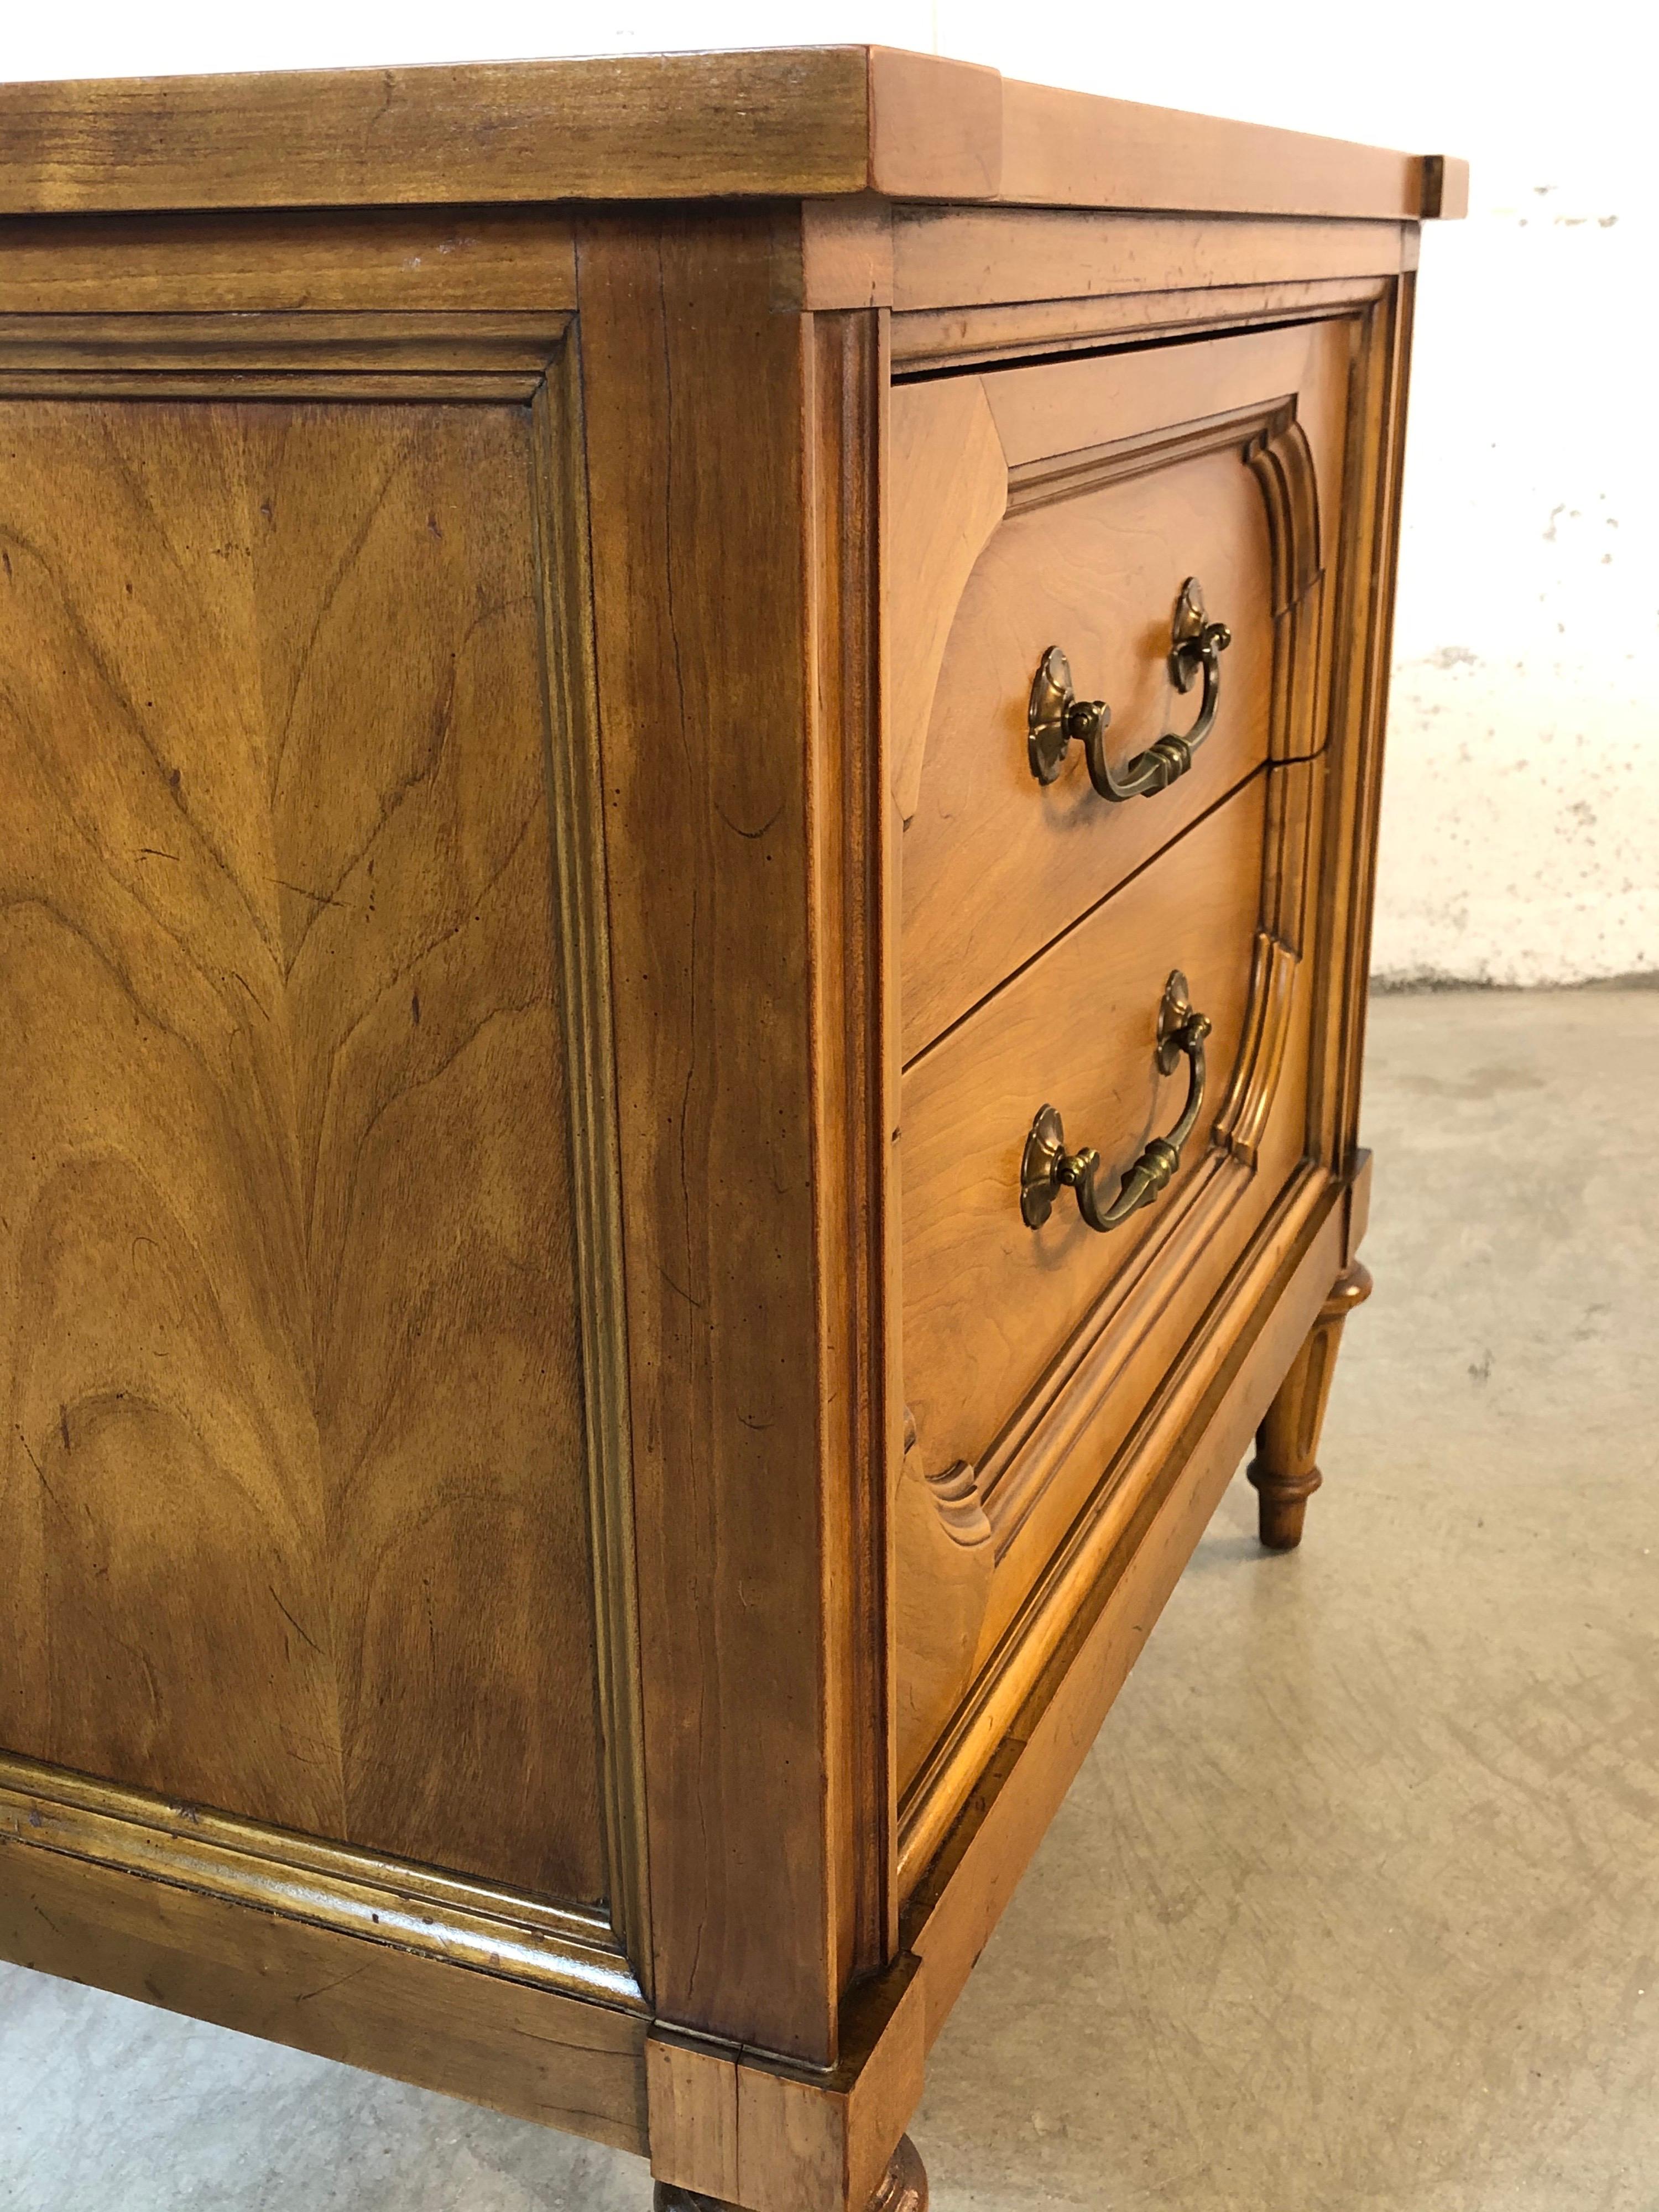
top-left (655, 2135), bottom-right (927, 2212)
top-left (1247, 1260), bottom-right (1373, 1550)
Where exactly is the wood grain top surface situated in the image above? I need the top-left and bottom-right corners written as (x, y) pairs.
top-left (0, 46), bottom-right (1467, 221)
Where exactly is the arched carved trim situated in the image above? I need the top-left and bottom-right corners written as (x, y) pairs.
top-left (901, 1405), bottom-right (993, 1551)
top-left (894, 1408), bottom-right (995, 1790)
top-left (1215, 408), bottom-right (1322, 1147)
top-left (1244, 406), bottom-right (1326, 790)
top-left (1212, 930), bottom-right (1298, 1169)
top-left (923, 1459), bottom-right (993, 1549)
top-left (1244, 406), bottom-right (1323, 615)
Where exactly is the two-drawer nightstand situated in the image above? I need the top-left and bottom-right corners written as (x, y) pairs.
top-left (0, 49), bottom-right (1462, 2211)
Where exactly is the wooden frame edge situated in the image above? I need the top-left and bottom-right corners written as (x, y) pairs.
top-left (890, 280), bottom-right (1389, 375)
top-left (572, 205), bottom-right (879, 2069)
top-left (0, 306), bottom-right (576, 403)
top-left (890, 210), bottom-right (1407, 326)
top-left (0, 1751), bottom-right (643, 2007)
top-left (1420, 157), bottom-right (1470, 221)
top-left (0, 1752), bottom-right (651, 2149)
top-left (647, 1956), bottom-right (925, 2212)
top-left (531, 331), bottom-right (655, 1994)
top-left (805, 301), bottom-right (900, 1987)
top-left (1308, 275), bottom-right (1415, 1170)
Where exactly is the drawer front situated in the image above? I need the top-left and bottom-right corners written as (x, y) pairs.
top-left (891, 317), bottom-right (1350, 1062)
top-left (895, 768), bottom-right (1318, 1786)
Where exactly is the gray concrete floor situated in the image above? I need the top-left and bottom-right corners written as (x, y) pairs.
top-left (3, 988), bottom-right (1656, 2212)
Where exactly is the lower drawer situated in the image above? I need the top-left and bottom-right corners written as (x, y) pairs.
top-left (895, 771), bottom-right (1314, 1785)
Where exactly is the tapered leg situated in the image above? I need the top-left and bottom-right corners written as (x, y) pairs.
top-left (655, 2136), bottom-right (928, 2212)
top-left (1248, 1260), bottom-right (1373, 1550)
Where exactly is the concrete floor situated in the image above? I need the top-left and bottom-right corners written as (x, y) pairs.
top-left (2, 987), bottom-right (1656, 2212)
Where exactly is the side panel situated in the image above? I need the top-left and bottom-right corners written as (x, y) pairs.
top-left (0, 361), bottom-right (613, 1906)
top-left (0, 284), bottom-right (656, 2143)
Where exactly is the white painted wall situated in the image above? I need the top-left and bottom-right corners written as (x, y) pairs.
top-left (4, 0), bottom-right (1654, 983)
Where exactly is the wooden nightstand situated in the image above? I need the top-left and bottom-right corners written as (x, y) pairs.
top-left (0, 50), bottom-right (1462, 2211)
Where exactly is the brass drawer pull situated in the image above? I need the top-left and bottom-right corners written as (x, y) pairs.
top-left (1020, 972), bottom-right (1212, 1233)
top-left (1027, 578), bottom-right (1233, 800)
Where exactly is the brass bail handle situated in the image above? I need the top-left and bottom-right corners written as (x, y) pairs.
top-left (1026, 578), bottom-right (1233, 801)
top-left (1020, 972), bottom-right (1212, 1234)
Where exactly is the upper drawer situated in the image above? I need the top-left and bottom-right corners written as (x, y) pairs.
top-left (891, 319), bottom-right (1350, 1061)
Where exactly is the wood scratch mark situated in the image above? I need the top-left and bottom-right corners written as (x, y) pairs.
top-left (13, 1426), bottom-right (66, 1516)
top-left (269, 1585), bottom-right (325, 1659)
top-left (713, 798), bottom-right (785, 843)
top-left (655, 1261), bottom-right (706, 1311)
top-left (293, 1964), bottom-right (371, 2005)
